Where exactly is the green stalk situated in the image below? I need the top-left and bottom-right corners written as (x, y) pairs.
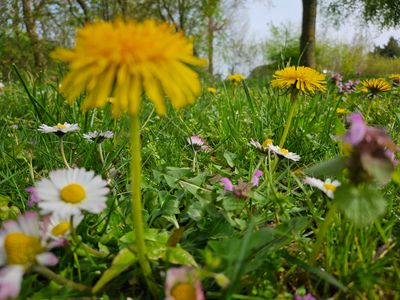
top-left (310, 202), bottom-right (337, 265)
top-left (33, 265), bottom-right (91, 292)
top-left (60, 136), bottom-right (70, 169)
top-left (129, 114), bottom-right (152, 278)
top-left (278, 92), bottom-right (298, 148)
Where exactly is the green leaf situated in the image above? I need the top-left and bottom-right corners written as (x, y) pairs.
top-left (334, 184), bottom-right (386, 226)
top-left (92, 248), bottom-right (137, 293)
top-left (223, 151), bottom-right (236, 168)
top-left (361, 154), bottom-right (394, 185)
top-left (187, 201), bottom-right (203, 221)
top-left (222, 197), bottom-right (245, 211)
top-left (304, 156), bottom-right (346, 177)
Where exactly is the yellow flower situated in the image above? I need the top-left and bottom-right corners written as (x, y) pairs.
top-left (360, 78), bottom-right (391, 95)
top-left (207, 87), bottom-right (217, 94)
top-left (271, 66), bottom-right (326, 94)
top-left (227, 73), bottom-right (245, 83)
top-left (52, 20), bottom-right (206, 116)
top-left (389, 74), bottom-right (400, 84)
top-left (336, 107), bottom-right (349, 114)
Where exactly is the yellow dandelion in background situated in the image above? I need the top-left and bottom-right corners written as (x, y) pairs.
top-left (207, 87), bottom-right (217, 94)
top-left (227, 73), bottom-right (245, 83)
top-left (389, 74), bottom-right (400, 84)
top-left (336, 107), bottom-right (349, 114)
top-left (271, 66), bottom-right (326, 94)
top-left (360, 78), bottom-right (391, 95)
top-left (52, 19), bottom-right (206, 116)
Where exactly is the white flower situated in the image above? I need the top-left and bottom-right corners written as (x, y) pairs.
top-left (38, 122), bottom-right (79, 135)
top-left (187, 135), bottom-right (205, 146)
top-left (304, 176), bottom-right (341, 199)
top-left (269, 145), bottom-right (300, 161)
top-left (46, 212), bottom-right (84, 241)
top-left (0, 212), bottom-right (59, 300)
top-left (0, 82), bottom-right (4, 93)
top-left (250, 138), bottom-right (273, 153)
top-left (164, 266), bottom-right (205, 300)
top-left (83, 130), bottom-right (114, 143)
top-left (36, 168), bottom-right (109, 215)
top-left (187, 135), bottom-right (211, 152)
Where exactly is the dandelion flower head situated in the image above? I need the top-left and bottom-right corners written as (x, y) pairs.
top-left (52, 19), bottom-right (206, 116)
top-left (227, 73), bottom-right (245, 83)
top-left (271, 66), bottom-right (326, 94)
top-left (207, 87), bottom-right (217, 94)
top-left (360, 78), bottom-right (391, 95)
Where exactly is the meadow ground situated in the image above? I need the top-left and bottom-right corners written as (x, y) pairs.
top-left (1, 70), bottom-right (400, 299)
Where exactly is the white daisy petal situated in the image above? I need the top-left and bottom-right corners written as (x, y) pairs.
top-left (36, 252), bottom-right (59, 266)
top-left (304, 176), bottom-right (341, 199)
top-left (0, 265), bottom-right (24, 300)
top-left (269, 145), bottom-right (300, 161)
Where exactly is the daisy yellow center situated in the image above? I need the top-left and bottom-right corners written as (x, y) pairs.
top-left (54, 123), bottom-right (67, 129)
top-left (60, 183), bottom-right (86, 204)
top-left (170, 283), bottom-right (196, 300)
top-left (5, 232), bottom-right (42, 265)
top-left (279, 147), bottom-right (289, 155)
top-left (323, 183), bottom-right (336, 192)
top-left (51, 222), bottom-right (71, 237)
top-left (262, 139), bottom-right (273, 147)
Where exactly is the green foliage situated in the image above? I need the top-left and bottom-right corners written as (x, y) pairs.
top-left (1, 67), bottom-right (400, 299)
top-left (373, 36), bottom-right (400, 58)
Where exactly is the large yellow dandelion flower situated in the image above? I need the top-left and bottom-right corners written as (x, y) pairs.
top-left (271, 66), bottom-right (326, 94)
top-left (52, 20), bottom-right (206, 116)
top-left (360, 78), bottom-right (391, 95)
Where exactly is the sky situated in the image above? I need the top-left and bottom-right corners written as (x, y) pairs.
top-left (242, 0), bottom-right (400, 46)
top-left (216, 0), bottom-right (399, 75)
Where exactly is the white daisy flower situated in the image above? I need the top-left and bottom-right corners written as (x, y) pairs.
top-left (187, 135), bottom-right (205, 146)
top-left (269, 145), bottom-right (300, 161)
top-left (164, 266), bottom-right (205, 300)
top-left (38, 122), bottom-right (80, 136)
top-left (250, 138), bottom-right (273, 153)
top-left (36, 168), bottom-right (109, 215)
top-left (46, 212), bottom-right (84, 241)
top-left (0, 212), bottom-right (59, 300)
top-left (304, 176), bottom-right (341, 199)
top-left (83, 130), bottom-right (114, 143)
top-left (187, 135), bottom-right (212, 152)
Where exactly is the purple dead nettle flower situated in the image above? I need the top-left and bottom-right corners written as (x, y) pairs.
top-left (187, 135), bottom-right (211, 152)
top-left (0, 212), bottom-right (60, 300)
top-left (337, 79), bottom-right (359, 94)
top-left (342, 113), bottom-right (398, 184)
top-left (294, 293), bottom-right (316, 300)
top-left (26, 187), bottom-right (40, 207)
top-left (164, 266), bottom-right (205, 300)
top-left (220, 170), bottom-right (263, 198)
top-left (331, 73), bottom-right (342, 84)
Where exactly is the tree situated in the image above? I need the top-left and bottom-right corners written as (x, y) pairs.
top-left (323, 0), bottom-right (400, 29)
top-left (373, 37), bottom-right (400, 58)
top-left (300, 0), bottom-right (317, 68)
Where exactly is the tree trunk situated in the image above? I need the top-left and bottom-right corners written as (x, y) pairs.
top-left (76, 0), bottom-right (90, 22)
top-left (207, 16), bottom-right (214, 76)
top-left (300, 0), bottom-right (317, 68)
top-left (22, 0), bottom-right (45, 68)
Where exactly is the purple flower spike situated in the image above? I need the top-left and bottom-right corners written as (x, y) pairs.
top-left (26, 187), bottom-right (40, 207)
top-left (344, 113), bottom-right (367, 145)
top-left (294, 293), bottom-right (316, 300)
top-left (220, 178), bottom-right (234, 191)
top-left (251, 170), bottom-right (263, 187)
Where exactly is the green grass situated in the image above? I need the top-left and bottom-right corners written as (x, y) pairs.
top-left (1, 71), bottom-right (400, 299)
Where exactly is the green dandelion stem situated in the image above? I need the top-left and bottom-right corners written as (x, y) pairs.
top-left (278, 93), bottom-right (297, 148)
top-left (33, 265), bottom-right (91, 292)
top-left (130, 114), bottom-right (152, 276)
top-left (60, 136), bottom-right (70, 169)
top-left (310, 202), bottom-right (337, 265)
